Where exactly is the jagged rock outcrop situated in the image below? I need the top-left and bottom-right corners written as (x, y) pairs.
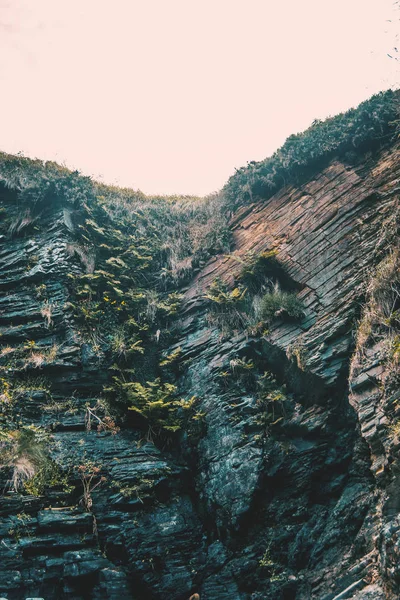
top-left (170, 141), bottom-right (400, 599)
top-left (1, 95), bottom-right (400, 599)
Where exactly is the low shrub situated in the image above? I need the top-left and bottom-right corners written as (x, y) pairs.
top-left (205, 278), bottom-right (251, 334)
top-left (260, 287), bottom-right (304, 322)
top-left (353, 249), bottom-right (400, 369)
top-left (256, 371), bottom-right (290, 430)
top-left (0, 425), bottom-right (70, 494)
top-left (234, 250), bottom-right (279, 293)
top-left (107, 376), bottom-right (196, 440)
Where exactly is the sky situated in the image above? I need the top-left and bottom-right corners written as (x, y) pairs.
top-left (0, 0), bottom-right (399, 196)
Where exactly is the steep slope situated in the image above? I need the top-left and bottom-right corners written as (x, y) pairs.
top-left (172, 139), bottom-right (400, 600)
top-left (0, 90), bottom-right (400, 600)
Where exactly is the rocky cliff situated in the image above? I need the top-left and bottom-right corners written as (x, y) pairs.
top-left (1, 91), bottom-right (400, 600)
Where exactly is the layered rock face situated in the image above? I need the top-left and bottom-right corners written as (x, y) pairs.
top-left (1, 137), bottom-right (400, 600)
top-left (175, 142), bottom-right (400, 599)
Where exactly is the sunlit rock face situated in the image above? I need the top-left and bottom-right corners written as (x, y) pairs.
top-left (1, 128), bottom-right (400, 598)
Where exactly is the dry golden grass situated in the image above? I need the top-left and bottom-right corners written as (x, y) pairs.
top-left (40, 301), bottom-right (53, 328)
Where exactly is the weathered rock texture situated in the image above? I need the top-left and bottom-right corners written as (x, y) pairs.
top-left (1, 139), bottom-right (400, 600)
top-left (174, 142), bottom-right (400, 599)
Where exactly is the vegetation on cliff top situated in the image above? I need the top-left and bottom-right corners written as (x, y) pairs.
top-left (0, 147), bottom-right (227, 464)
top-left (0, 90), bottom-right (396, 218)
top-left (223, 89), bottom-right (398, 207)
top-left (0, 149), bottom-right (231, 290)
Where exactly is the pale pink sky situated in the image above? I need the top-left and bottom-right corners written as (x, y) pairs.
top-left (0, 0), bottom-right (398, 195)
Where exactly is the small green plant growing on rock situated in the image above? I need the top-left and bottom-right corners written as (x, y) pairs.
top-left (257, 544), bottom-right (283, 582)
top-left (8, 512), bottom-right (34, 542)
top-left (229, 357), bottom-right (255, 381)
top-left (259, 547), bottom-right (274, 568)
top-left (230, 357), bottom-right (254, 371)
top-left (159, 346), bottom-right (182, 367)
top-left (26, 254), bottom-right (39, 270)
top-left (256, 372), bottom-right (289, 430)
top-left (35, 283), bottom-right (47, 299)
top-left (24, 460), bottom-right (73, 497)
top-left (41, 300), bottom-right (54, 328)
top-left (388, 419), bottom-right (400, 440)
top-left (110, 327), bottom-right (129, 357)
top-left (109, 327), bottom-right (145, 359)
top-left (234, 250), bottom-right (280, 293)
top-left (205, 278), bottom-right (247, 306)
top-left (352, 249), bottom-right (400, 376)
top-left (126, 380), bottom-right (192, 437)
top-left (113, 477), bottom-right (155, 503)
top-left (260, 285), bottom-right (304, 323)
top-left (390, 335), bottom-right (400, 364)
top-left (0, 425), bottom-right (48, 491)
top-left (0, 424), bottom-right (70, 495)
top-left (108, 376), bottom-right (197, 441)
top-left (205, 278), bottom-right (250, 333)
top-left (205, 270), bottom-right (303, 336)
top-left (0, 376), bottom-right (12, 405)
